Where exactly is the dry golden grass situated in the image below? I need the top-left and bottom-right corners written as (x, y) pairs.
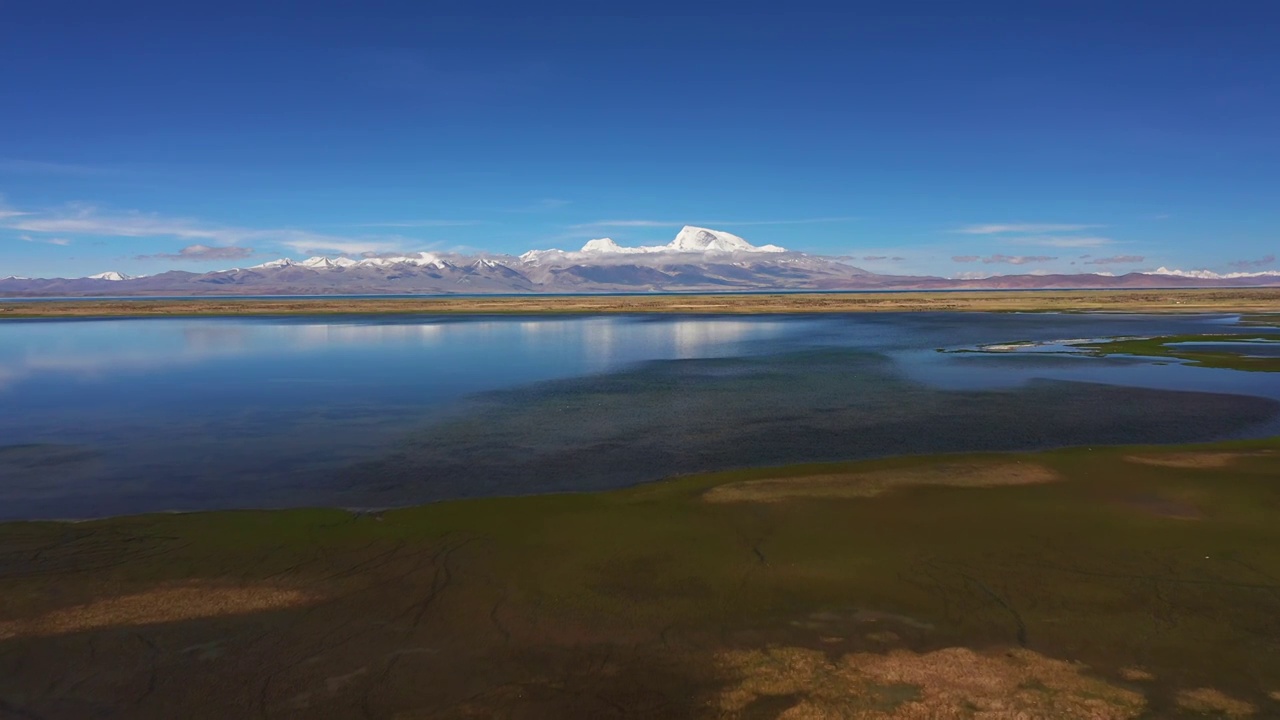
top-left (0, 582), bottom-right (314, 639)
top-left (3, 288), bottom-right (1279, 318)
top-left (713, 645), bottom-right (1146, 719)
top-left (1118, 667), bottom-right (1156, 682)
top-left (1123, 450), bottom-right (1273, 469)
top-left (1175, 687), bottom-right (1257, 717)
top-left (703, 462), bottom-right (1060, 503)
top-left (1121, 450), bottom-right (1269, 468)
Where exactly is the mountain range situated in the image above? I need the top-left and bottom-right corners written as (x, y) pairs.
top-left (3, 226), bottom-right (1278, 296)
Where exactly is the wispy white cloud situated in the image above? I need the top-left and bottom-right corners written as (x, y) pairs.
top-left (955, 223), bottom-right (1102, 235)
top-left (1084, 255), bottom-right (1145, 265)
top-left (1228, 254), bottom-right (1275, 270)
top-left (1, 204), bottom-right (409, 256)
top-left (1009, 235), bottom-right (1114, 248)
top-left (136, 244), bottom-right (255, 261)
top-left (7, 207), bottom-right (245, 241)
top-left (19, 234), bottom-right (70, 246)
top-left (278, 238), bottom-right (403, 255)
top-left (981, 254), bottom-right (1058, 265)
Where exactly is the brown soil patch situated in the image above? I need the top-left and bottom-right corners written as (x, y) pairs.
top-left (704, 462), bottom-right (1060, 503)
top-left (714, 645), bottom-right (1146, 719)
top-left (0, 582), bottom-right (314, 640)
top-left (1123, 451), bottom-right (1272, 469)
top-left (1175, 687), bottom-right (1257, 717)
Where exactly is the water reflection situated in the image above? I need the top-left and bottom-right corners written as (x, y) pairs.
top-left (0, 312), bottom-right (1278, 520)
top-left (0, 317), bottom-right (794, 392)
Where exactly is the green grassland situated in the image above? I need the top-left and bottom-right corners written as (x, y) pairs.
top-left (3, 440), bottom-right (1280, 717)
top-left (1240, 314), bottom-right (1280, 327)
top-left (1083, 334), bottom-right (1280, 372)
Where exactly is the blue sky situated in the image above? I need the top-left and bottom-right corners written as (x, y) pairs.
top-left (1, 0), bottom-right (1277, 279)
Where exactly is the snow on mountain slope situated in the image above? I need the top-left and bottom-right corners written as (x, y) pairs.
top-left (356, 252), bottom-right (451, 269)
top-left (524, 226), bottom-right (788, 264)
top-left (250, 258), bottom-right (295, 270)
top-left (667, 226), bottom-right (784, 253)
top-left (301, 256), bottom-right (357, 269)
top-left (581, 238), bottom-right (646, 254)
top-left (252, 254), bottom-right (446, 270)
top-left (1152, 267), bottom-right (1280, 280)
top-left (15, 225), bottom-right (1273, 297)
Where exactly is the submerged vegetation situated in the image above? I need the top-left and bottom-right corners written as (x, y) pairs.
top-left (3, 440), bottom-right (1280, 717)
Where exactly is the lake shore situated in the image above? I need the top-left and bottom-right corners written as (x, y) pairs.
top-left (3, 287), bottom-right (1280, 318)
top-left (2, 439), bottom-right (1279, 718)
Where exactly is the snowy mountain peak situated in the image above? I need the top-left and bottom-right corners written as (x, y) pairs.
top-left (1152, 266), bottom-right (1280, 280)
top-left (87, 271), bottom-right (131, 281)
top-left (668, 226), bottom-right (786, 253)
top-left (581, 238), bottom-right (625, 253)
top-left (356, 252), bottom-right (450, 269)
top-left (669, 226), bottom-right (751, 252)
top-left (296, 256), bottom-right (357, 269)
top-left (520, 227), bottom-right (787, 263)
top-left (252, 254), bottom-right (446, 270)
top-left (250, 258), bottom-right (294, 270)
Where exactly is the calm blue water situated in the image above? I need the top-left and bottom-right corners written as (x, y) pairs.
top-left (1, 313), bottom-right (1278, 520)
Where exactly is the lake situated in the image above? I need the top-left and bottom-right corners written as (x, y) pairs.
top-left (2, 312), bottom-right (1278, 520)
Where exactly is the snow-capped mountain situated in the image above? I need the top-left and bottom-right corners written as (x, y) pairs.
top-left (249, 254), bottom-right (449, 270)
top-left (4, 225), bottom-right (1278, 296)
top-left (522, 226), bottom-right (786, 264)
top-left (668, 226), bottom-right (784, 253)
top-left (87, 271), bottom-right (132, 281)
top-left (1151, 267), bottom-right (1280, 280)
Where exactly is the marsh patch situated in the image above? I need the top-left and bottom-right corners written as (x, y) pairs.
top-left (703, 462), bottom-right (1060, 503)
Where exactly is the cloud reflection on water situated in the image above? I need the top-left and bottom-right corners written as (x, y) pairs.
top-left (0, 317), bottom-right (793, 391)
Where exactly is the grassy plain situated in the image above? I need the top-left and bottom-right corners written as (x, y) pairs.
top-left (1082, 334), bottom-right (1280, 372)
top-left (2, 288), bottom-right (1280, 318)
top-left (3, 440), bottom-right (1280, 718)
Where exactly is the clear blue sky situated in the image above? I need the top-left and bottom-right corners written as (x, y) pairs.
top-left (1, 0), bottom-right (1277, 278)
